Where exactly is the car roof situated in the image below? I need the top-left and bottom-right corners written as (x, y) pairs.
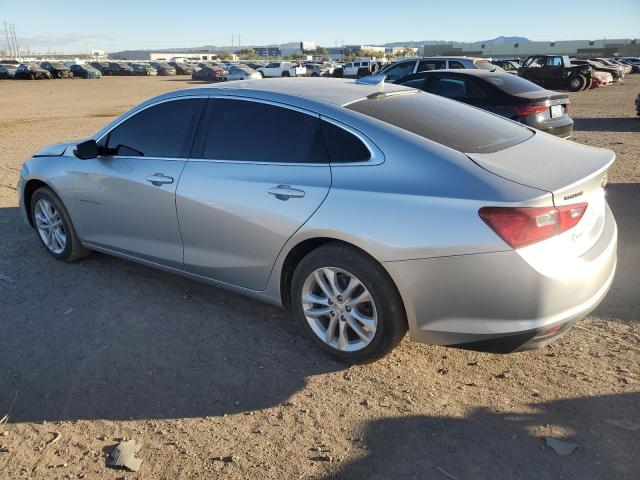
top-left (405, 69), bottom-right (505, 79)
top-left (181, 77), bottom-right (413, 107)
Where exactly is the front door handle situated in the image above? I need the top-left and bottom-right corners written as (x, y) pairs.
top-left (267, 185), bottom-right (305, 200)
top-left (145, 173), bottom-right (174, 186)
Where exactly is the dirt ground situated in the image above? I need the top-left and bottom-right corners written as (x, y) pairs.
top-left (0, 75), bottom-right (638, 480)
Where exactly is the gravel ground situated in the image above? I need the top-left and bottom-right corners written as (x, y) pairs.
top-left (0, 75), bottom-right (638, 480)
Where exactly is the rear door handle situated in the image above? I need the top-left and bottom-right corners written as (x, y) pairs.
top-left (267, 185), bottom-right (305, 200)
top-left (145, 173), bottom-right (174, 186)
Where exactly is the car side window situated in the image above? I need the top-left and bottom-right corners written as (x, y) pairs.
top-left (321, 121), bottom-right (370, 163)
top-left (399, 76), bottom-right (428, 90)
top-left (417, 60), bottom-right (446, 71)
top-left (546, 56), bottom-right (562, 67)
top-left (384, 61), bottom-right (416, 81)
top-left (448, 60), bottom-right (465, 69)
top-left (423, 77), bottom-right (467, 99)
top-left (105, 98), bottom-right (206, 158)
top-left (196, 99), bottom-right (328, 163)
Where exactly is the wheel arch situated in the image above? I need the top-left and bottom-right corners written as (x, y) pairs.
top-left (22, 178), bottom-right (52, 227)
top-left (276, 235), bottom-right (411, 328)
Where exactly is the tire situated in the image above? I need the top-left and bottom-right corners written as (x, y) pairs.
top-left (282, 71), bottom-right (290, 77)
top-left (30, 187), bottom-right (90, 262)
top-left (311, 72), bottom-right (319, 77)
top-left (291, 242), bottom-right (407, 362)
top-left (568, 74), bottom-right (586, 92)
top-left (260, 71), bottom-right (265, 78)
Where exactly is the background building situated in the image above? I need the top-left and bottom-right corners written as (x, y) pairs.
top-left (418, 38), bottom-right (640, 58)
top-left (253, 46), bottom-right (281, 58)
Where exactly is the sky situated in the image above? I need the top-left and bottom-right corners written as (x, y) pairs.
top-left (1, 0), bottom-right (639, 54)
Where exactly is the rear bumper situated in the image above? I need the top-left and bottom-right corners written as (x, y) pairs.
top-left (523, 117), bottom-right (574, 139)
top-left (386, 203), bottom-right (617, 353)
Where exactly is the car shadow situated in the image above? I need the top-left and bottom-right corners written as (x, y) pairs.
top-left (573, 117), bottom-right (639, 133)
top-left (593, 183), bottom-right (640, 322)
top-left (317, 392), bottom-right (640, 480)
top-left (0, 206), bottom-right (344, 423)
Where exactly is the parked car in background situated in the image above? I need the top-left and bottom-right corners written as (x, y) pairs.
top-left (592, 71), bottom-right (614, 87)
top-left (570, 59), bottom-right (622, 83)
top-left (614, 59), bottom-right (639, 73)
top-left (14, 64), bottom-right (52, 80)
top-left (394, 69), bottom-right (573, 138)
top-left (257, 61), bottom-right (306, 77)
top-left (89, 62), bottom-right (110, 75)
top-left (130, 63), bottom-right (158, 76)
top-left (106, 62), bottom-right (133, 76)
top-left (635, 93), bottom-right (640, 116)
top-left (304, 62), bottom-right (334, 77)
top-left (605, 59), bottom-right (632, 74)
top-left (192, 64), bottom-right (227, 82)
top-left (17, 78), bottom-right (617, 360)
top-left (0, 63), bottom-right (15, 78)
top-left (40, 61), bottom-right (73, 78)
top-left (375, 56), bottom-right (499, 82)
top-left (224, 64), bottom-right (261, 81)
top-left (70, 64), bottom-right (102, 79)
top-left (518, 55), bottom-right (593, 91)
top-left (149, 61), bottom-right (176, 76)
top-left (168, 62), bottom-right (193, 75)
top-left (491, 59), bottom-right (520, 74)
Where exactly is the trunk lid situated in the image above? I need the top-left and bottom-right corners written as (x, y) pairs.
top-left (468, 133), bottom-right (614, 255)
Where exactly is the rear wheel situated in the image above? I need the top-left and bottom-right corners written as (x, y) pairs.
top-left (30, 187), bottom-right (90, 262)
top-left (282, 71), bottom-right (290, 77)
top-left (568, 74), bottom-right (586, 92)
top-left (291, 243), bottom-right (407, 362)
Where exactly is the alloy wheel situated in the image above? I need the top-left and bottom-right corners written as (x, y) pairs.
top-left (34, 198), bottom-right (67, 254)
top-left (301, 267), bottom-right (378, 352)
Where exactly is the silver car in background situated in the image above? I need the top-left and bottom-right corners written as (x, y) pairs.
top-left (224, 65), bottom-right (262, 81)
top-left (18, 78), bottom-right (617, 361)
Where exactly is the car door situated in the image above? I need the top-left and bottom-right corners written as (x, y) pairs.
top-left (73, 97), bottom-right (206, 268)
top-left (541, 56), bottom-right (563, 86)
top-left (176, 97), bottom-right (331, 290)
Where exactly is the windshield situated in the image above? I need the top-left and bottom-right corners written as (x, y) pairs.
top-left (346, 90), bottom-right (533, 153)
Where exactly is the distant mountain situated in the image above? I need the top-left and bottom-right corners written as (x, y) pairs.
top-left (381, 36), bottom-right (530, 48)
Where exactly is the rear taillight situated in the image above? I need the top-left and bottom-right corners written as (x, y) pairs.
top-left (514, 105), bottom-right (548, 117)
top-left (563, 101), bottom-right (570, 112)
top-left (479, 203), bottom-right (588, 249)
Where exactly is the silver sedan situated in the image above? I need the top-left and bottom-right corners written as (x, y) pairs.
top-left (18, 78), bottom-right (617, 361)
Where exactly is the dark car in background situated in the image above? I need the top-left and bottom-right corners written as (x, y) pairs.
top-left (89, 61), bottom-right (110, 75)
top-left (14, 64), bottom-right (52, 80)
top-left (130, 63), bottom-right (157, 76)
top-left (168, 62), bottom-right (193, 75)
top-left (395, 69), bottom-right (573, 138)
top-left (0, 63), bottom-right (14, 78)
top-left (149, 61), bottom-right (176, 75)
top-left (192, 64), bottom-right (227, 82)
top-left (69, 64), bottom-right (102, 79)
top-left (518, 55), bottom-right (593, 91)
top-left (106, 62), bottom-right (133, 76)
top-left (40, 61), bottom-right (73, 78)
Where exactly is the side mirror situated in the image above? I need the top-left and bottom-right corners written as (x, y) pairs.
top-left (73, 139), bottom-right (98, 160)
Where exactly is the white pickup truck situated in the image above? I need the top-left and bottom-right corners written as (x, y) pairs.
top-left (257, 61), bottom-right (307, 78)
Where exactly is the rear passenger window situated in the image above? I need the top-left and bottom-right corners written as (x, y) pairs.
top-left (105, 98), bottom-right (205, 157)
top-left (197, 99), bottom-right (328, 163)
top-left (417, 60), bottom-right (445, 71)
top-left (448, 61), bottom-right (465, 69)
top-left (321, 121), bottom-right (370, 163)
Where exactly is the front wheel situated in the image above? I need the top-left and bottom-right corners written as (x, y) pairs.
top-left (30, 187), bottom-right (90, 262)
top-left (568, 74), bottom-right (587, 92)
top-left (291, 243), bottom-right (407, 362)
top-left (281, 71), bottom-right (290, 77)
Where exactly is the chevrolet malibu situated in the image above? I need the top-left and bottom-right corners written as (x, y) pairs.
top-left (18, 78), bottom-right (617, 361)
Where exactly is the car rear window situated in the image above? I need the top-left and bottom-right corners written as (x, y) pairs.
top-left (483, 73), bottom-right (546, 94)
top-left (346, 91), bottom-right (533, 154)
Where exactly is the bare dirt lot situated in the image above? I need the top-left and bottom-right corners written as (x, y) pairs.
top-left (0, 76), bottom-right (639, 479)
